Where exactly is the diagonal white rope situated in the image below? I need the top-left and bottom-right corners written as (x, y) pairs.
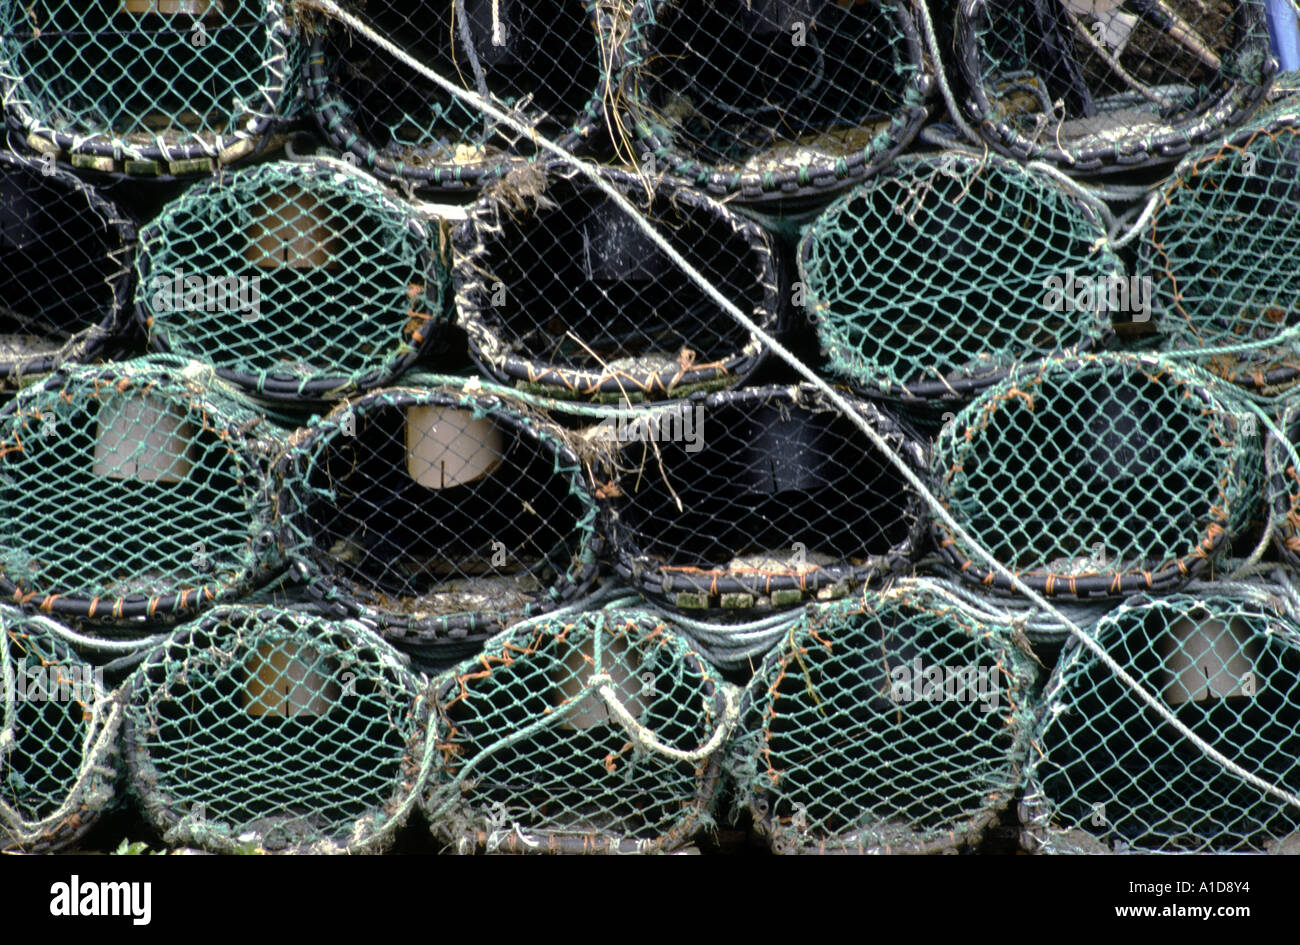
top-left (293, 0), bottom-right (1300, 813)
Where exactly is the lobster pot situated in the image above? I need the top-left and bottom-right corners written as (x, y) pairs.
top-left (932, 353), bottom-right (1264, 598)
top-left (954, 0), bottom-right (1274, 174)
top-left (1022, 592), bottom-right (1300, 854)
top-left (123, 606), bottom-right (428, 853)
top-left (798, 151), bottom-right (1120, 405)
top-left (0, 152), bottom-right (136, 384)
top-left (616, 0), bottom-right (932, 201)
top-left (0, 605), bottom-right (117, 853)
top-left (422, 609), bottom-right (728, 853)
top-left (1270, 403), bottom-right (1300, 567)
top-left (274, 382), bottom-right (602, 652)
top-left (605, 384), bottom-right (928, 612)
top-left (729, 584), bottom-right (1037, 854)
top-left (0, 0), bottom-right (299, 176)
top-left (0, 359), bottom-right (284, 625)
top-left (1140, 104), bottom-right (1300, 391)
top-left (455, 165), bottom-right (781, 399)
top-left (137, 160), bottom-right (449, 402)
top-left (306, 0), bottom-right (605, 194)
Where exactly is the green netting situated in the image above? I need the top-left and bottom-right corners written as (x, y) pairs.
top-left (0, 358), bottom-right (285, 625)
top-left (954, 0), bottom-right (1275, 174)
top-left (136, 160), bottom-right (450, 401)
top-left (305, 0), bottom-right (607, 194)
top-left (1270, 401), bottom-right (1300, 566)
top-left (1022, 590), bottom-right (1300, 853)
top-left (1, 150), bottom-right (136, 384)
top-left (123, 604), bottom-right (431, 853)
top-left (1, 0), bottom-right (300, 175)
top-left (727, 582), bottom-right (1038, 854)
top-left (422, 607), bottom-right (732, 853)
top-left (1, 604), bottom-right (118, 852)
top-left (604, 383), bottom-right (929, 613)
top-left (274, 380), bottom-right (602, 650)
top-left (931, 352), bottom-right (1264, 598)
top-left (1141, 100), bottom-right (1300, 391)
top-left (615, 0), bottom-right (933, 201)
top-left (798, 149), bottom-right (1120, 403)
top-left (454, 163), bottom-right (781, 399)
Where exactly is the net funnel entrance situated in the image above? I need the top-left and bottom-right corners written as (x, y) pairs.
top-left (274, 383), bottom-right (602, 649)
top-left (454, 164), bottom-right (781, 399)
top-left (423, 608), bottom-right (729, 853)
top-left (1, 606), bottom-right (117, 853)
top-left (1, 0), bottom-right (299, 176)
top-left (799, 150), bottom-right (1119, 403)
top-left (1021, 592), bottom-right (1300, 854)
top-left (954, 0), bottom-right (1275, 174)
top-left (604, 384), bottom-right (929, 612)
top-left (931, 353), bottom-right (1263, 598)
top-left (1141, 106), bottom-right (1300, 392)
top-left (123, 605), bottom-right (429, 854)
top-left (1, 152), bottom-right (136, 384)
top-left (306, 0), bottom-right (606, 194)
top-left (137, 160), bottom-right (449, 402)
top-left (728, 585), bottom-right (1038, 854)
top-left (616, 0), bottom-right (933, 201)
top-left (0, 360), bottom-right (285, 625)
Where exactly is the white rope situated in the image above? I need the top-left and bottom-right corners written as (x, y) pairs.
top-left (294, 0), bottom-right (1300, 813)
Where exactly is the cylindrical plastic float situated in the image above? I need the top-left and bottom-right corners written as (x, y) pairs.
top-left (305, 0), bottom-right (607, 193)
top-left (454, 163), bottom-right (781, 399)
top-left (954, 0), bottom-right (1275, 174)
top-left (1, 604), bottom-right (118, 853)
top-left (422, 608), bottom-right (730, 853)
top-left (799, 150), bottom-right (1120, 404)
top-left (1021, 591), bottom-right (1300, 853)
top-left (123, 605), bottom-right (430, 853)
top-left (931, 353), bottom-right (1263, 598)
top-left (0, 151), bottom-right (136, 384)
top-left (0, 0), bottom-right (299, 176)
top-left (603, 383), bottom-right (929, 612)
top-left (729, 583), bottom-right (1037, 854)
top-left (273, 381), bottom-right (602, 654)
top-left (136, 160), bottom-right (450, 401)
top-left (0, 359), bottom-right (284, 625)
top-left (615, 0), bottom-right (933, 201)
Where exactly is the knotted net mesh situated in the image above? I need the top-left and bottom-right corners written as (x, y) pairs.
top-left (1022, 589), bottom-right (1300, 853)
top-left (727, 583), bottom-right (1038, 854)
top-left (454, 163), bottom-right (781, 399)
top-left (137, 159), bottom-right (450, 401)
top-left (0, 359), bottom-right (285, 624)
top-left (1, 0), bottom-right (299, 174)
top-left (123, 604), bottom-right (430, 853)
top-left (1, 605), bottom-right (118, 852)
top-left (423, 607), bottom-right (730, 853)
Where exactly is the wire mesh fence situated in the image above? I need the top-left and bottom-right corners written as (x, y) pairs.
top-left (274, 381), bottom-right (602, 653)
top-left (123, 604), bottom-right (430, 853)
top-left (1, 0), bottom-right (300, 176)
top-left (1021, 589), bottom-right (1300, 853)
top-left (601, 383), bottom-right (929, 612)
top-left (454, 162), bottom-right (782, 399)
top-left (422, 607), bottom-right (731, 853)
top-left (727, 583), bottom-right (1038, 854)
top-left (1, 150), bottom-right (136, 385)
top-left (137, 159), bottom-right (450, 402)
top-left (0, 359), bottom-right (285, 626)
top-left (954, 0), bottom-right (1276, 174)
top-left (1, 604), bottom-right (118, 853)
top-left (798, 149), bottom-right (1120, 404)
top-left (1141, 100), bottom-right (1300, 392)
top-left (613, 0), bottom-right (934, 201)
top-left (305, 0), bottom-right (608, 194)
top-left (931, 353), bottom-right (1264, 598)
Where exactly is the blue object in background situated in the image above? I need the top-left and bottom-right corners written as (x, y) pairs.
top-left (1267, 0), bottom-right (1300, 72)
